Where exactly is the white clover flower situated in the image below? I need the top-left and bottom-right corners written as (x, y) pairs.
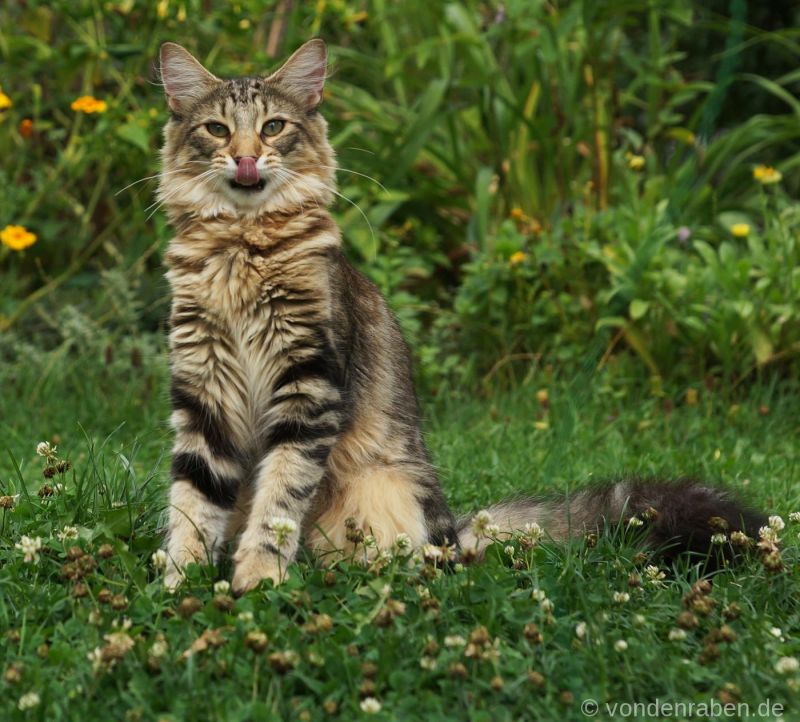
top-left (575, 622), bottom-right (587, 639)
top-left (627, 517), bottom-right (643, 528)
top-left (759, 526), bottom-right (780, 544)
top-left (531, 588), bottom-right (546, 602)
top-left (112, 617), bottom-right (132, 631)
top-left (151, 549), bottom-right (168, 571)
top-left (87, 647), bottom-right (104, 672)
top-left (504, 545), bottom-right (515, 558)
top-left (363, 534), bottom-right (377, 548)
top-left (269, 517), bottom-right (298, 547)
top-left (36, 441), bottom-right (56, 458)
top-left (769, 515), bottom-right (785, 532)
top-left (444, 635), bottom-right (466, 648)
top-left (419, 656), bottom-right (437, 670)
top-left (788, 512), bottom-right (800, 523)
top-left (539, 598), bottom-right (554, 614)
top-left (485, 523), bottom-right (501, 538)
top-left (614, 639), bottom-right (628, 652)
top-left (380, 584), bottom-right (392, 596)
top-left (453, 563), bottom-right (464, 573)
top-left (238, 611), bottom-right (254, 624)
top-left (15, 535), bottom-right (43, 564)
top-left (775, 657), bottom-right (799, 675)
top-left (633, 614), bottom-right (646, 628)
top-left (644, 565), bottom-right (666, 585)
top-left (214, 580), bottom-right (231, 595)
top-left (393, 533), bottom-right (412, 552)
top-left (523, 522), bottom-right (543, 541)
top-left (88, 610), bottom-right (103, 626)
top-left (360, 697), bottom-right (382, 714)
top-left (471, 509), bottom-right (493, 538)
top-left (668, 628), bottom-right (687, 642)
top-left (770, 627), bottom-right (784, 640)
top-left (56, 526), bottom-right (79, 542)
top-left (710, 533), bottom-right (727, 545)
top-left (18, 692), bottom-right (41, 711)
top-left (150, 639), bottom-right (168, 658)
top-left (422, 544), bottom-right (443, 562)
top-left (613, 592), bottom-right (630, 604)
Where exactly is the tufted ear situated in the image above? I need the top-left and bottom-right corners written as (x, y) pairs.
top-left (266, 39), bottom-right (327, 111)
top-left (160, 42), bottom-right (220, 113)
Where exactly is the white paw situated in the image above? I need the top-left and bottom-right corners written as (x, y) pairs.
top-left (232, 550), bottom-right (285, 595)
top-left (164, 563), bottom-right (186, 592)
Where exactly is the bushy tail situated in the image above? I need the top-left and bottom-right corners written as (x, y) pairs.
top-left (457, 479), bottom-right (766, 562)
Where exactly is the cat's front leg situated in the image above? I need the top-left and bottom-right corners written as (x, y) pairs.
top-left (164, 387), bottom-right (246, 589)
top-left (232, 397), bottom-right (341, 594)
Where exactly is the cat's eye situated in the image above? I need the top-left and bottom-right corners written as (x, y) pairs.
top-left (261, 119), bottom-right (285, 137)
top-left (206, 122), bottom-right (229, 138)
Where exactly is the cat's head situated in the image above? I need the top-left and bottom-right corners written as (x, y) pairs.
top-left (157, 39), bottom-right (335, 219)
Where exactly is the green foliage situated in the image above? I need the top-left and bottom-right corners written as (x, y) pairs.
top-left (1, 1), bottom-right (799, 386)
top-left (2, 356), bottom-right (800, 720)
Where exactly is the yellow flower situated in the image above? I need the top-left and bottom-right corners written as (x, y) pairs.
top-left (627, 154), bottom-right (645, 171)
top-left (753, 165), bottom-right (782, 185)
top-left (0, 90), bottom-right (12, 110)
top-left (509, 251), bottom-right (527, 266)
top-left (71, 95), bottom-right (108, 114)
top-left (731, 223), bottom-right (750, 238)
top-left (510, 207), bottom-right (525, 221)
top-left (1, 225), bottom-right (37, 251)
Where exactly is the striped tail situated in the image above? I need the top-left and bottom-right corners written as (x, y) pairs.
top-left (457, 479), bottom-right (766, 562)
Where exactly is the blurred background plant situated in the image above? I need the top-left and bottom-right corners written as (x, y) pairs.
top-left (1, 0), bottom-right (799, 397)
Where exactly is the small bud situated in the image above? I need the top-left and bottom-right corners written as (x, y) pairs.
top-left (213, 594), bottom-right (235, 612)
top-left (524, 623), bottom-right (543, 645)
top-left (97, 544), bottom-right (114, 559)
top-left (177, 596), bottom-right (203, 618)
top-left (528, 670), bottom-right (546, 688)
top-left (448, 662), bottom-right (468, 679)
top-left (244, 631), bottom-right (269, 652)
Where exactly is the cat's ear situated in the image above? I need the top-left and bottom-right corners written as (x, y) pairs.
top-left (159, 42), bottom-right (219, 113)
top-left (267, 39), bottom-right (327, 111)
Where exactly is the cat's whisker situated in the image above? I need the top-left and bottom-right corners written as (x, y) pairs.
top-left (278, 166), bottom-right (375, 245)
top-left (145, 168), bottom-right (218, 220)
top-left (115, 163), bottom-right (208, 196)
top-left (269, 167), bottom-right (321, 214)
top-left (301, 164), bottom-right (388, 193)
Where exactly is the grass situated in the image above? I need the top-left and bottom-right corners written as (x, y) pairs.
top-left (1, 354), bottom-right (799, 721)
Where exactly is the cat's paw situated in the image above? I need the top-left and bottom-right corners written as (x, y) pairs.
top-left (232, 550), bottom-right (286, 596)
top-left (163, 566), bottom-right (185, 592)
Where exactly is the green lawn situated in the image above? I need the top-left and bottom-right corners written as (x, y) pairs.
top-left (1, 353), bottom-right (799, 721)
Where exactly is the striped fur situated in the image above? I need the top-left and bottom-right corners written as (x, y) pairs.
top-left (158, 41), bottom-right (763, 594)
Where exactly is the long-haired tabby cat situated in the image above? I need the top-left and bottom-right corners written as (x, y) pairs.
top-left (158, 39), bottom-right (764, 594)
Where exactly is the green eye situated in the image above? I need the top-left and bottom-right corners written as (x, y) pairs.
top-left (205, 122), bottom-right (229, 138)
top-left (261, 119), bottom-right (285, 137)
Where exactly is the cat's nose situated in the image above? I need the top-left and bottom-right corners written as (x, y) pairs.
top-left (234, 156), bottom-right (260, 186)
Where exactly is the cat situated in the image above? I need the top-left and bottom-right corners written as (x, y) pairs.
top-left (157, 39), bottom-right (765, 594)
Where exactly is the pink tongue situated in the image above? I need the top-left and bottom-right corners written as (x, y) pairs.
top-left (235, 157), bottom-right (259, 186)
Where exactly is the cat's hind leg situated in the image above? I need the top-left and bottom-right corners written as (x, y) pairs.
top-left (304, 463), bottom-right (456, 556)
